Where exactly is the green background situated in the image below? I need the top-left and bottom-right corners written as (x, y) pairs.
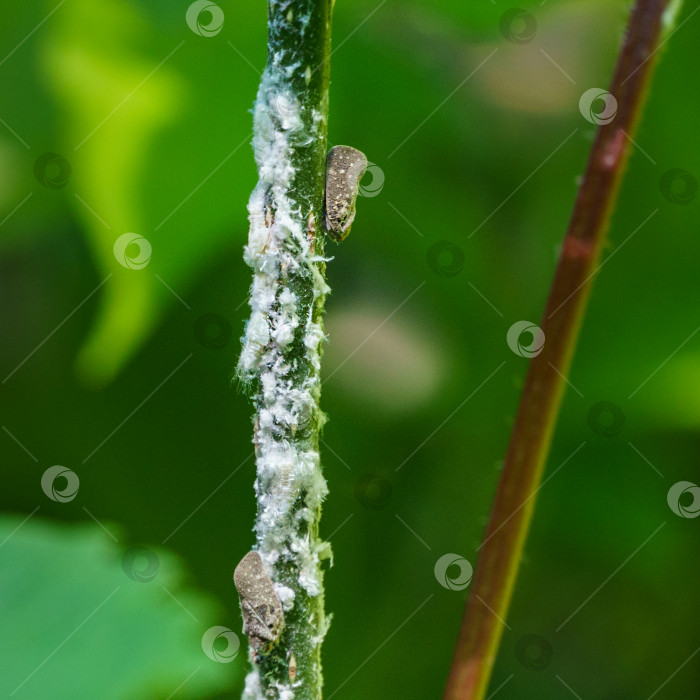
top-left (1, 0), bottom-right (698, 698)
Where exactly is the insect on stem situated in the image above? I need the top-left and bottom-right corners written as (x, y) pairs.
top-left (324, 145), bottom-right (368, 241)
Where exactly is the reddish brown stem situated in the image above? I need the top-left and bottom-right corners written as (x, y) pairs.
top-left (443, 2), bottom-right (674, 698)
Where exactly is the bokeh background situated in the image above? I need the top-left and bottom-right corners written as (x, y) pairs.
top-left (1, 0), bottom-right (699, 698)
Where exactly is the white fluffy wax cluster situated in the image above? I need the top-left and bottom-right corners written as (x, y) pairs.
top-left (239, 54), bottom-right (329, 593)
top-left (239, 6), bottom-right (330, 697)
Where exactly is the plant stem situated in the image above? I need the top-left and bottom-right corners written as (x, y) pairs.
top-left (237, 2), bottom-right (333, 698)
top-left (442, 2), bottom-right (681, 698)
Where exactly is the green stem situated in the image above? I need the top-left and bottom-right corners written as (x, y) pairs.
top-left (442, 1), bottom-right (681, 698)
top-left (238, 1), bottom-right (333, 698)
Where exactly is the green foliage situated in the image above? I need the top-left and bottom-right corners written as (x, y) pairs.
top-left (1, 0), bottom-right (699, 698)
top-left (0, 515), bottom-right (235, 699)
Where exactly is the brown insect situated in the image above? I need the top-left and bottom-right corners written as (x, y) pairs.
top-left (233, 551), bottom-right (285, 659)
top-left (324, 145), bottom-right (368, 242)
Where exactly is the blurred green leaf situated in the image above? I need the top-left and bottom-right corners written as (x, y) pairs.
top-left (38, 0), bottom-right (261, 386)
top-left (0, 514), bottom-right (237, 699)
